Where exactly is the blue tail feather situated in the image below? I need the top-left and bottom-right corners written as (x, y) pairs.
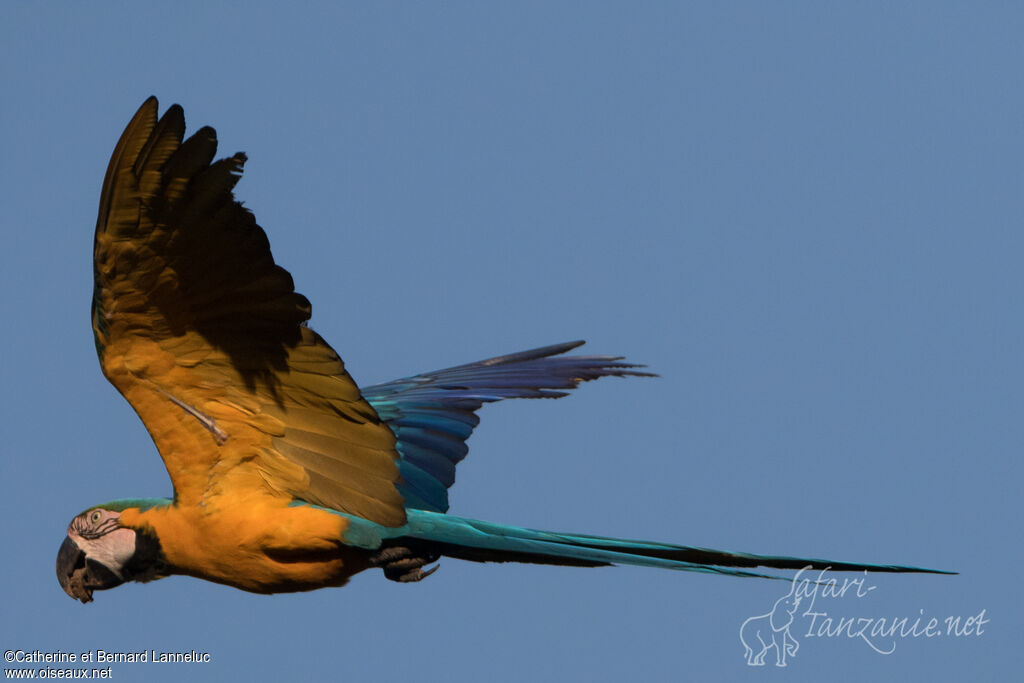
top-left (332, 341), bottom-right (952, 580)
top-left (322, 506), bottom-right (953, 579)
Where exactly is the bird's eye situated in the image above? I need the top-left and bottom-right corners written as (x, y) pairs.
top-left (90, 510), bottom-right (103, 524)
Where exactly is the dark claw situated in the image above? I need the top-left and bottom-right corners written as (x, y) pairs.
top-left (381, 556), bottom-right (430, 571)
top-left (371, 545), bottom-right (440, 583)
top-left (369, 546), bottom-right (416, 566)
top-left (391, 564), bottom-right (439, 583)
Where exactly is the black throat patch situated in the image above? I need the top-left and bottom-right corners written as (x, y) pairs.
top-left (122, 526), bottom-right (168, 583)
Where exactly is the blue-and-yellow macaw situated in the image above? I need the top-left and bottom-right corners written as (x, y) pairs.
top-left (57, 99), bottom-right (949, 603)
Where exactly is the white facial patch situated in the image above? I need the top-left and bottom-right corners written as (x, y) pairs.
top-left (67, 510), bottom-right (137, 579)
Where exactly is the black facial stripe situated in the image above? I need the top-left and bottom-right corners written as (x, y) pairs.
top-left (73, 515), bottom-right (120, 540)
top-left (95, 518), bottom-right (119, 535)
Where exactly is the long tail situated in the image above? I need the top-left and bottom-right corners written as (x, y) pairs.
top-left (350, 510), bottom-right (953, 580)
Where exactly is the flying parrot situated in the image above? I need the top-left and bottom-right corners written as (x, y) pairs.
top-left (57, 98), bottom-right (949, 603)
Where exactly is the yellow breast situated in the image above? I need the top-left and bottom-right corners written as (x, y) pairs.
top-left (122, 497), bottom-right (372, 593)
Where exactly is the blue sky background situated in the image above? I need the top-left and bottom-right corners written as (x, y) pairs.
top-left (1, 2), bottom-right (1019, 680)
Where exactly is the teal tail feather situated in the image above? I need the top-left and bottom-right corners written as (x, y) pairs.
top-left (339, 509), bottom-right (954, 580)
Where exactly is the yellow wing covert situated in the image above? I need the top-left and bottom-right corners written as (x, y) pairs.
top-left (91, 97), bottom-right (406, 527)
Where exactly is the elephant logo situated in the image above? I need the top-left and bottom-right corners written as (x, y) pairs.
top-left (739, 584), bottom-right (802, 667)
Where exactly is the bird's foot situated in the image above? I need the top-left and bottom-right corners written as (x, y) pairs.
top-left (370, 546), bottom-right (440, 583)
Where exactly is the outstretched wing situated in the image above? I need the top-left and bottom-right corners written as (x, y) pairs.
top-left (362, 341), bottom-right (655, 512)
top-left (92, 97), bottom-right (406, 526)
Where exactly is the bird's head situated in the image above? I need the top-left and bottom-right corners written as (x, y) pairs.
top-left (56, 503), bottom-right (166, 603)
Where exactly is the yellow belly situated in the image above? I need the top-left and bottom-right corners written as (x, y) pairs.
top-left (122, 497), bottom-right (374, 593)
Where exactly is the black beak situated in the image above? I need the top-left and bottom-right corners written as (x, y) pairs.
top-left (56, 536), bottom-right (124, 603)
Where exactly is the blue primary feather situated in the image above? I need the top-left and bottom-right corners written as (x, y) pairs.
top-left (362, 341), bottom-right (654, 513)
